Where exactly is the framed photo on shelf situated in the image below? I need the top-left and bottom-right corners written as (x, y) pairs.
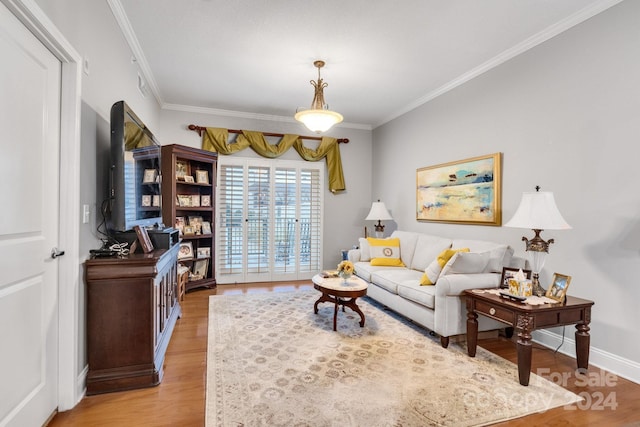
top-left (143, 169), bottom-right (158, 183)
top-left (178, 241), bottom-right (193, 260)
top-left (201, 195), bottom-right (211, 207)
top-left (176, 160), bottom-right (189, 180)
top-left (191, 194), bottom-right (200, 207)
top-left (183, 225), bottom-right (195, 236)
top-left (177, 194), bottom-right (192, 207)
top-left (133, 225), bottom-right (154, 253)
top-left (141, 195), bottom-right (152, 207)
top-left (152, 195), bottom-right (160, 207)
top-left (192, 259), bottom-right (209, 279)
top-left (196, 170), bottom-right (209, 184)
top-left (499, 267), bottom-right (532, 289)
top-left (175, 217), bottom-right (185, 234)
top-left (188, 216), bottom-right (203, 233)
top-left (197, 246), bottom-right (210, 258)
top-left (546, 273), bottom-right (571, 302)
top-left (201, 221), bottom-right (211, 235)
top-left (184, 175), bottom-right (195, 183)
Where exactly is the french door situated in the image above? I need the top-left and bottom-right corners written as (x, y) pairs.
top-left (216, 158), bottom-right (323, 284)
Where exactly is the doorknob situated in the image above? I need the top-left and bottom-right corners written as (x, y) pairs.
top-left (51, 247), bottom-right (66, 259)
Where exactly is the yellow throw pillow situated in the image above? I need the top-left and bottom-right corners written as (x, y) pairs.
top-left (367, 237), bottom-right (405, 267)
top-left (420, 247), bottom-right (470, 285)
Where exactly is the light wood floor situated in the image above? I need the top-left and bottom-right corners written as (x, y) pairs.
top-left (49, 282), bottom-right (639, 426)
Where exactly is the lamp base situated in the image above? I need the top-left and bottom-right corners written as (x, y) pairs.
top-left (532, 273), bottom-right (546, 297)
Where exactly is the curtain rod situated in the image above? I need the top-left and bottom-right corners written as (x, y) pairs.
top-left (187, 124), bottom-right (349, 143)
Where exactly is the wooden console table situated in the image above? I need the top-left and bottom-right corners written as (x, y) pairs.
top-left (464, 290), bottom-right (594, 386)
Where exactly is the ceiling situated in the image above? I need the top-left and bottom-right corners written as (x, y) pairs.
top-left (114, 0), bottom-right (620, 130)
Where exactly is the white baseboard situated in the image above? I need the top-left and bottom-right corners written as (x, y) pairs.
top-left (74, 365), bottom-right (88, 406)
top-left (532, 329), bottom-right (640, 385)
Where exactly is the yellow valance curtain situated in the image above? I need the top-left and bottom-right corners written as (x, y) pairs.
top-left (202, 127), bottom-right (345, 193)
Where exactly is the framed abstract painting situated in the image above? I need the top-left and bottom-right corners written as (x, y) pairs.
top-left (416, 152), bottom-right (502, 225)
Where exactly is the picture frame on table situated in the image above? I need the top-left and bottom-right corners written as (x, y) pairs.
top-left (546, 273), bottom-right (571, 302)
top-left (416, 152), bottom-right (502, 225)
top-left (500, 267), bottom-right (532, 289)
top-left (178, 241), bottom-right (193, 260)
top-left (196, 170), bottom-right (209, 184)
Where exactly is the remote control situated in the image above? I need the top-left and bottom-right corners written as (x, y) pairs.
top-left (499, 291), bottom-right (527, 303)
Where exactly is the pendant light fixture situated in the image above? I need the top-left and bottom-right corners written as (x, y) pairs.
top-left (294, 60), bottom-right (343, 133)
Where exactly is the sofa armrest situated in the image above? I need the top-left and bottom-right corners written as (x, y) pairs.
top-left (347, 249), bottom-right (361, 263)
top-left (435, 273), bottom-right (500, 297)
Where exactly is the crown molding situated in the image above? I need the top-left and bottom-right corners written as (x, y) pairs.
top-left (162, 103), bottom-right (372, 131)
top-left (375, 0), bottom-right (625, 128)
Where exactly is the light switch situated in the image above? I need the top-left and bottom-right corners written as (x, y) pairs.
top-left (83, 204), bottom-right (90, 224)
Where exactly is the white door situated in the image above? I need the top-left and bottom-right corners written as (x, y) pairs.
top-left (0, 2), bottom-right (62, 426)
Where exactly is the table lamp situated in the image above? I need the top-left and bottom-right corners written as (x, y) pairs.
top-left (504, 186), bottom-right (571, 296)
top-left (365, 200), bottom-right (393, 238)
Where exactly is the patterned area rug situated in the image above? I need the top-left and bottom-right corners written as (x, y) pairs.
top-left (206, 290), bottom-right (580, 426)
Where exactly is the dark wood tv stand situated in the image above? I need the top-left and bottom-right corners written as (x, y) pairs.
top-left (85, 245), bottom-right (180, 394)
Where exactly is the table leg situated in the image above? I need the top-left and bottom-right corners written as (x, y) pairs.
top-left (516, 313), bottom-right (534, 386)
top-left (342, 298), bottom-right (365, 327)
top-left (333, 298), bottom-right (339, 331)
top-left (466, 309), bottom-right (478, 357)
top-left (575, 322), bottom-right (591, 371)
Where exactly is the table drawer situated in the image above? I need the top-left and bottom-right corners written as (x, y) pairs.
top-left (475, 300), bottom-right (514, 324)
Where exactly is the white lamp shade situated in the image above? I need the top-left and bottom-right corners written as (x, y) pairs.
top-left (294, 109), bottom-right (343, 133)
top-left (504, 191), bottom-right (571, 230)
top-left (365, 201), bottom-right (393, 221)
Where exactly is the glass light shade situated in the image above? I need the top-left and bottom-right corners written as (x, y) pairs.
top-left (504, 191), bottom-right (571, 230)
top-left (294, 109), bottom-right (343, 133)
top-left (365, 202), bottom-right (393, 221)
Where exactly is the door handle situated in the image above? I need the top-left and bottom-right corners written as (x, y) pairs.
top-left (51, 247), bottom-right (66, 259)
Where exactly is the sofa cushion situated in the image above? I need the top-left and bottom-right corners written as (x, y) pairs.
top-left (353, 262), bottom-right (391, 282)
top-left (390, 231), bottom-right (420, 268)
top-left (420, 248), bottom-right (470, 285)
top-left (371, 268), bottom-right (423, 295)
top-left (397, 281), bottom-right (436, 309)
top-left (410, 235), bottom-right (453, 271)
top-left (367, 237), bottom-right (405, 266)
top-left (358, 237), bottom-right (371, 261)
top-left (440, 251), bottom-right (490, 276)
top-left (451, 239), bottom-right (513, 273)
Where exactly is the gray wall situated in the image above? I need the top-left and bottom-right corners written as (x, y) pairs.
top-left (372, 1), bottom-right (640, 380)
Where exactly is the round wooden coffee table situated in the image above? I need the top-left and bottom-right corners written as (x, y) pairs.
top-left (312, 274), bottom-right (368, 331)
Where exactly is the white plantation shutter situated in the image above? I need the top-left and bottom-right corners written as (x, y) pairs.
top-left (216, 158), bottom-right (323, 283)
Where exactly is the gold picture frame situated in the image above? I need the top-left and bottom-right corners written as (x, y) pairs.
top-left (416, 152), bottom-right (502, 225)
top-left (546, 273), bottom-right (572, 302)
top-left (195, 170), bottom-right (209, 184)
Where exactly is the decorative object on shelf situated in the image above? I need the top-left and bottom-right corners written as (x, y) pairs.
top-left (197, 246), bottom-right (211, 259)
top-left (416, 153), bottom-right (502, 225)
top-left (178, 241), bottom-right (193, 260)
top-left (196, 169), bottom-right (209, 184)
top-left (337, 260), bottom-right (354, 284)
top-left (184, 175), bottom-right (195, 183)
top-left (504, 186), bottom-right (571, 297)
top-left (192, 259), bottom-right (209, 281)
top-left (152, 195), bottom-right (160, 207)
top-left (365, 200), bottom-right (393, 238)
top-left (141, 195), bottom-right (152, 207)
top-left (546, 273), bottom-right (571, 302)
top-left (294, 60), bottom-right (343, 133)
top-left (143, 169), bottom-right (158, 183)
top-left (201, 195), bottom-right (211, 207)
top-left (176, 160), bottom-right (188, 180)
top-left (201, 221), bottom-right (211, 235)
top-left (177, 194), bottom-right (192, 207)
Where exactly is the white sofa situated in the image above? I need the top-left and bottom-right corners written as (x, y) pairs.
top-left (348, 230), bottom-right (526, 348)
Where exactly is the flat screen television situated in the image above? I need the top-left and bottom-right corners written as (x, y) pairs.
top-left (108, 101), bottom-right (163, 232)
